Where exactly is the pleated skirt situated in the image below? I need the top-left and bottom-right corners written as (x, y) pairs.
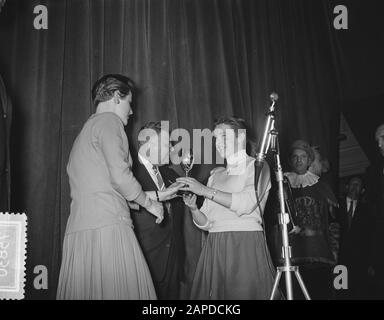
top-left (190, 231), bottom-right (277, 300)
top-left (57, 223), bottom-right (157, 300)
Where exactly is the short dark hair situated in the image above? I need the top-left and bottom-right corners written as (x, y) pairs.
top-left (139, 121), bottom-right (162, 134)
top-left (213, 116), bottom-right (247, 136)
top-left (138, 121), bottom-right (163, 148)
top-left (348, 176), bottom-right (363, 186)
top-left (91, 74), bottom-right (135, 107)
top-left (214, 116), bottom-right (259, 157)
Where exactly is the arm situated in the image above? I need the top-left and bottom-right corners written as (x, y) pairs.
top-left (145, 181), bottom-right (183, 202)
top-left (96, 115), bottom-right (163, 222)
top-left (176, 175), bottom-right (233, 209)
top-left (178, 161), bottom-right (271, 216)
top-left (144, 166), bottom-right (183, 201)
top-left (97, 116), bottom-right (145, 203)
top-left (191, 207), bottom-right (209, 228)
top-left (183, 194), bottom-right (212, 231)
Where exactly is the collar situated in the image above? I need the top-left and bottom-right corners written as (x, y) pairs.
top-left (226, 149), bottom-right (247, 166)
top-left (346, 197), bottom-right (357, 203)
top-left (138, 153), bottom-right (155, 172)
top-left (226, 150), bottom-right (248, 175)
top-left (285, 171), bottom-right (320, 188)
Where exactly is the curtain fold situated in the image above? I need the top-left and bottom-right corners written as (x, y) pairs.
top-left (0, 0), bottom-right (341, 299)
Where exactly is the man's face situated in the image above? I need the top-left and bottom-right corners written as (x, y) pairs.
top-left (139, 129), bottom-right (170, 166)
top-left (375, 124), bottom-right (384, 158)
top-left (347, 177), bottom-right (363, 200)
top-left (291, 149), bottom-right (310, 175)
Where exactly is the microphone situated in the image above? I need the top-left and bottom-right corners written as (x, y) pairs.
top-left (255, 92), bottom-right (279, 190)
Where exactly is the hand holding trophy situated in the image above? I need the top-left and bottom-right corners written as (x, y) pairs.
top-left (179, 149), bottom-right (194, 195)
top-left (177, 148), bottom-right (209, 197)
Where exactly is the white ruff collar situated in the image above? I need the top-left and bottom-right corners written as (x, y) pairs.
top-left (285, 171), bottom-right (320, 188)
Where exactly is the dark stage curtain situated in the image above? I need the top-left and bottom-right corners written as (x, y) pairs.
top-left (343, 98), bottom-right (384, 164)
top-left (332, 0), bottom-right (384, 166)
top-left (0, 74), bottom-right (12, 211)
top-left (0, 0), bottom-right (341, 299)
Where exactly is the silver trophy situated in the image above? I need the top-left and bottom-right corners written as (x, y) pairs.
top-left (180, 149), bottom-right (194, 195)
top-left (181, 149), bottom-right (194, 177)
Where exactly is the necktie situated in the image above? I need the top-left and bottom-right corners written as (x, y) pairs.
top-left (152, 165), bottom-right (171, 216)
top-left (152, 165), bottom-right (165, 190)
top-left (347, 200), bottom-right (354, 229)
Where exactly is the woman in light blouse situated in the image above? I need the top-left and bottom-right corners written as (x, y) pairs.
top-left (177, 117), bottom-right (277, 300)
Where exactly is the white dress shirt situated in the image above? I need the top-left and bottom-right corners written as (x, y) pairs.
top-left (346, 197), bottom-right (357, 218)
top-left (138, 153), bottom-right (165, 191)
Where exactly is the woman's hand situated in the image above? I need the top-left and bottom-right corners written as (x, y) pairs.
top-left (144, 199), bottom-right (164, 224)
top-left (160, 182), bottom-right (184, 201)
top-left (183, 194), bottom-right (198, 211)
top-left (176, 177), bottom-right (207, 196)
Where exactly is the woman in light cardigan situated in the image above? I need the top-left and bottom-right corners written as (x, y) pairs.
top-left (178, 117), bottom-right (277, 300)
top-left (57, 75), bottom-right (164, 300)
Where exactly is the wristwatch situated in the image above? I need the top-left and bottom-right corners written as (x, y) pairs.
top-left (210, 189), bottom-right (217, 200)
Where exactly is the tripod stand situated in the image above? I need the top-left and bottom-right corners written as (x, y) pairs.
top-left (255, 93), bottom-right (310, 300)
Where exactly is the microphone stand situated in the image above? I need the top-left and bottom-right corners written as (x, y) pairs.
top-left (255, 93), bottom-right (310, 300)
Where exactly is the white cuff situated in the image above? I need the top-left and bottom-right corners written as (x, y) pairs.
top-left (193, 218), bottom-right (213, 231)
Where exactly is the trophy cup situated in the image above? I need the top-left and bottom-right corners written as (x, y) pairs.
top-left (180, 149), bottom-right (194, 195)
top-left (181, 149), bottom-right (194, 177)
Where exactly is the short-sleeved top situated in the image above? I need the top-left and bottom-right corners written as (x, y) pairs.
top-left (195, 150), bottom-right (271, 233)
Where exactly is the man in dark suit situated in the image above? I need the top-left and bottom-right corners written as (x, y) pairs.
top-left (337, 176), bottom-right (374, 299)
top-left (131, 121), bottom-right (185, 300)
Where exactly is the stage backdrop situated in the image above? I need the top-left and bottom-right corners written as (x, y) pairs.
top-left (0, 0), bottom-right (341, 299)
